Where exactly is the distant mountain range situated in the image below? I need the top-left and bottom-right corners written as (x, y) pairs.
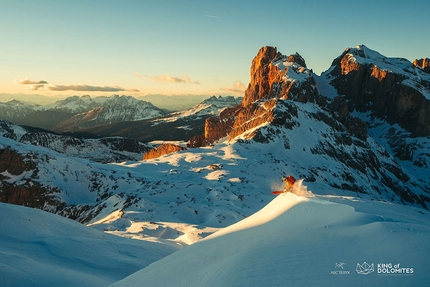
top-left (0, 94), bottom-right (242, 141)
top-left (0, 93), bottom-right (212, 110)
top-left (0, 95), bottom-right (166, 131)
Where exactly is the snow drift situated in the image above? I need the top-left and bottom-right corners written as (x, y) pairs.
top-left (0, 202), bottom-right (179, 287)
top-left (111, 192), bottom-right (430, 287)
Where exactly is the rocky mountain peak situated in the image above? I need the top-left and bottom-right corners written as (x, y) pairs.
top-left (242, 46), bottom-right (317, 107)
top-left (413, 58), bottom-right (430, 73)
top-left (325, 45), bottom-right (430, 137)
top-left (189, 46), bottom-right (321, 147)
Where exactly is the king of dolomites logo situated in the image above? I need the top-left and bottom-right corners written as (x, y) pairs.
top-left (356, 262), bottom-right (374, 275)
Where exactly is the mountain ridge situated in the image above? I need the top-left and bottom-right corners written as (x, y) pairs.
top-left (0, 44), bottom-right (429, 245)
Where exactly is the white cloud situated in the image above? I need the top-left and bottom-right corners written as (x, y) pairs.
top-left (45, 84), bottom-right (133, 92)
top-left (16, 78), bottom-right (48, 85)
top-left (28, 83), bottom-right (139, 92)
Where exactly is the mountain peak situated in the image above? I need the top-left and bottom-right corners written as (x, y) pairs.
top-left (413, 57), bottom-right (430, 73)
top-left (242, 46), bottom-right (317, 107)
top-left (326, 44), bottom-right (430, 136)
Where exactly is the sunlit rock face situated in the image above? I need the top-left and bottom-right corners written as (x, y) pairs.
top-left (326, 45), bottom-right (430, 137)
top-left (413, 57), bottom-right (430, 73)
top-left (0, 148), bottom-right (62, 210)
top-left (143, 143), bottom-right (186, 160)
top-left (242, 46), bottom-right (318, 107)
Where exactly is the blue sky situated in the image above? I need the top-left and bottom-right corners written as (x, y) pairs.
top-left (1, 0), bottom-right (429, 100)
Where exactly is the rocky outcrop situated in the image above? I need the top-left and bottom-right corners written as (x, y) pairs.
top-left (0, 148), bottom-right (36, 175)
top-left (143, 143), bottom-right (187, 160)
top-left (413, 58), bottom-right (430, 73)
top-left (326, 45), bottom-right (430, 137)
top-left (0, 148), bottom-right (62, 210)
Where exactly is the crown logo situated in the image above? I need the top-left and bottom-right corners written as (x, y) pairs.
top-left (356, 262), bottom-right (374, 275)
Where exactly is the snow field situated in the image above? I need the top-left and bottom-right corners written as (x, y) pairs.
top-left (0, 202), bottom-right (179, 287)
top-left (112, 193), bottom-right (430, 287)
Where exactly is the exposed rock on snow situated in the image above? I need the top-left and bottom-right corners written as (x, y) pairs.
top-left (143, 143), bottom-right (187, 160)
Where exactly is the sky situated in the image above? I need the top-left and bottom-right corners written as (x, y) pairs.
top-left (1, 0), bottom-right (429, 102)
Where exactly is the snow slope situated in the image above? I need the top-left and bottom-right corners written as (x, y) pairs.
top-left (151, 95), bottom-right (242, 125)
top-left (0, 202), bottom-right (180, 287)
top-left (112, 192), bottom-right (430, 287)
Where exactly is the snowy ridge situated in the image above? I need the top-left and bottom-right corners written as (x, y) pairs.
top-left (52, 95), bottom-right (166, 131)
top-left (151, 95), bottom-right (242, 125)
top-left (112, 192), bottom-right (430, 287)
top-left (328, 45), bottom-right (430, 100)
top-left (0, 95), bottom-right (167, 132)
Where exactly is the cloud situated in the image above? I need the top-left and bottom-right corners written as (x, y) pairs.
top-left (29, 84), bottom-right (46, 90)
top-left (136, 73), bottom-right (200, 85)
top-left (16, 77), bottom-right (139, 93)
top-left (16, 78), bottom-right (48, 85)
top-left (45, 84), bottom-right (133, 92)
top-left (29, 83), bottom-right (139, 92)
top-left (202, 14), bottom-right (219, 19)
top-left (220, 81), bottom-right (247, 95)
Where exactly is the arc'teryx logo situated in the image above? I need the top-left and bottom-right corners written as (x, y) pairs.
top-left (356, 262), bottom-right (374, 275)
top-left (330, 262), bottom-right (350, 275)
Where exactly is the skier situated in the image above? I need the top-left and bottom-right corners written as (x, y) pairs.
top-left (272, 175), bottom-right (296, 194)
top-left (282, 175), bottom-right (296, 190)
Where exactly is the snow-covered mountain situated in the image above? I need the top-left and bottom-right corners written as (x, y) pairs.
top-left (0, 99), bottom-right (41, 119)
top-left (190, 45), bottom-right (430, 208)
top-left (52, 95), bottom-right (166, 132)
top-left (155, 95), bottom-right (243, 121)
top-left (1, 44), bottom-right (429, 286)
top-left (0, 95), bottom-right (166, 131)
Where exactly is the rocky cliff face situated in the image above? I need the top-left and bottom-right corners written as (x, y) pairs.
top-left (0, 148), bottom-right (62, 210)
top-left (325, 45), bottom-right (430, 137)
top-left (242, 46), bottom-right (318, 106)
